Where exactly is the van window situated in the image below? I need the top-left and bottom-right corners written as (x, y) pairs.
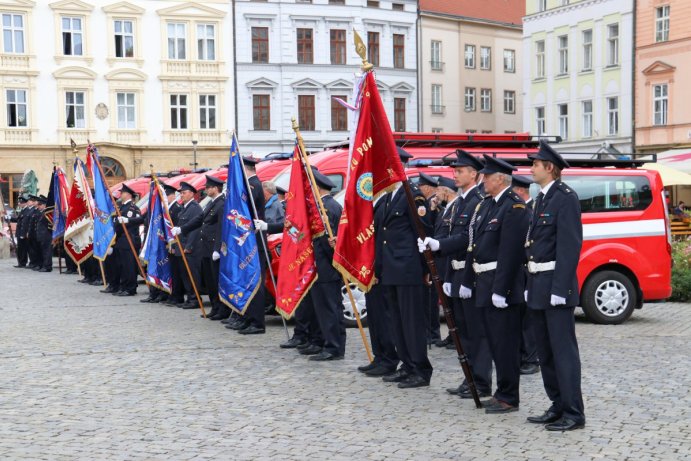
top-left (271, 171), bottom-right (344, 194)
top-left (561, 175), bottom-right (653, 213)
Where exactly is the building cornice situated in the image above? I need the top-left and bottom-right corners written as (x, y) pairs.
top-left (523, 0), bottom-right (627, 24)
top-left (419, 10), bottom-right (522, 31)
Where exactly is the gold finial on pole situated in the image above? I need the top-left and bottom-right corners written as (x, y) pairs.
top-left (353, 29), bottom-right (373, 72)
top-left (70, 137), bottom-right (78, 155)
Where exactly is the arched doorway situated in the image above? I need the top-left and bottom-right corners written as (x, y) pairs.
top-left (100, 156), bottom-right (126, 186)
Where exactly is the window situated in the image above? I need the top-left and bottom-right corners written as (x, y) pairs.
top-left (2, 13), bottom-right (24, 53)
top-left (430, 40), bottom-right (442, 70)
top-left (558, 35), bottom-right (568, 74)
top-left (62, 17), bottom-right (83, 56)
top-left (503, 90), bottom-right (515, 114)
top-left (199, 94), bottom-right (216, 129)
top-left (167, 23), bottom-right (186, 59)
top-left (558, 103), bottom-right (568, 139)
top-left (431, 84), bottom-right (442, 114)
top-left (330, 29), bottom-right (346, 65)
top-left (253, 94), bottom-right (270, 131)
top-left (656, 5), bottom-right (670, 42)
top-left (535, 40), bottom-right (544, 78)
top-left (114, 20), bottom-right (134, 58)
top-left (464, 87), bottom-right (476, 111)
top-left (116, 92), bottom-right (135, 129)
top-left (480, 89), bottom-right (492, 112)
top-left (393, 34), bottom-right (405, 69)
top-left (503, 49), bottom-right (515, 73)
top-left (607, 24), bottom-right (619, 66)
top-left (464, 44), bottom-right (475, 68)
top-left (297, 28), bottom-right (313, 64)
top-left (392, 3), bottom-right (404, 11)
top-left (582, 100), bottom-right (592, 138)
top-left (653, 84), bottom-right (668, 126)
top-left (582, 29), bottom-right (592, 71)
top-left (252, 27), bottom-right (269, 63)
top-left (431, 127), bottom-right (443, 133)
top-left (65, 91), bottom-right (85, 128)
top-left (367, 32), bottom-right (379, 67)
top-left (561, 0), bottom-right (569, 4)
top-left (607, 97), bottom-right (619, 135)
top-left (567, 176), bottom-right (652, 213)
top-left (6, 89), bottom-right (27, 127)
top-left (298, 95), bottom-right (315, 131)
top-left (197, 24), bottom-right (215, 60)
top-left (329, 0), bottom-right (345, 3)
top-left (394, 98), bottom-right (406, 132)
top-left (537, 0), bottom-right (546, 12)
top-left (0, 173), bottom-right (23, 209)
top-left (367, 1), bottom-right (380, 7)
top-left (536, 106), bottom-right (545, 135)
top-left (170, 94), bottom-right (187, 130)
top-left (480, 46), bottom-right (491, 70)
top-left (331, 96), bottom-right (347, 131)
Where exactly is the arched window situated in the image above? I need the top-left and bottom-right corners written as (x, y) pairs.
top-left (100, 156), bottom-right (126, 185)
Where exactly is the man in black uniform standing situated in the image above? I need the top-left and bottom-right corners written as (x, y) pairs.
top-left (171, 182), bottom-right (203, 309)
top-left (200, 175), bottom-right (227, 320)
top-left (525, 140), bottom-right (585, 431)
top-left (27, 195), bottom-right (41, 270)
top-left (35, 195), bottom-right (53, 272)
top-left (13, 195), bottom-right (30, 268)
top-left (112, 184), bottom-right (143, 296)
top-left (417, 173), bottom-right (442, 346)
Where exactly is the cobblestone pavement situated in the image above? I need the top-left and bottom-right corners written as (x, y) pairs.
top-left (0, 258), bottom-right (689, 461)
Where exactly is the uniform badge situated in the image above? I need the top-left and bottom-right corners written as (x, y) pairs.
top-left (127, 211), bottom-right (133, 218)
top-left (418, 206), bottom-right (426, 217)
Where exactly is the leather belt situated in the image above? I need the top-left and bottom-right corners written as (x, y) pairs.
top-left (451, 260), bottom-right (465, 270)
top-left (527, 261), bottom-right (556, 273)
top-left (472, 261), bottom-right (497, 273)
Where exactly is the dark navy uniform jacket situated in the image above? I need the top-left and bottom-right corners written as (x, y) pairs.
top-left (525, 180), bottom-right (582, 310)
top-left (462, 188), bottom-right (529, 308)
top-left (16, 207), bottom-right (30, 239)
top-left (376, 182), bottom-right (432, 286)
top-left (114, 201), bottom-right (143, 249)
top-left (28, 207), bottom-right (39, 241)
top-left (248, 175), bottom-right (265, 221)
top-left (173, 200), bottom-right (203, 256)
top-left (199, 194), bottom-right (225, 257)
top-left (314, 194), bottom-right (342, 284)
top-left (36, 211), bottom-right (52, 243)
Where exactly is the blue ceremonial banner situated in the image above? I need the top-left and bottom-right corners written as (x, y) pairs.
top-left (140, 181), bottom-right (174, 293)
top-left (218, 134), bottom-right (261, 314)
top-left (50, 167), bottom-right (69, 240)
top-left (88, 146), bottom-right (116, 261)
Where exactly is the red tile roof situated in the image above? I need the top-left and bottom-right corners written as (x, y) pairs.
top-left (419, 0), bottom-right (525, 26)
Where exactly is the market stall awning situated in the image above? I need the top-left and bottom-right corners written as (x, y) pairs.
top-left (644, 162), bottom-right (691, 186)
top-left (656, 148), bottom-right (691, 174)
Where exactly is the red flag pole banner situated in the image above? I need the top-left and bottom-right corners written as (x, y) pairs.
top-left (332, 70), bottom-right (407, 292)
top-left (274, 143), bottom-right (323, 319)
top-left (64, 155), bottom-right (94, 265)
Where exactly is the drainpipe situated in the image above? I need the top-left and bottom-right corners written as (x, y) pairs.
top-left (631, 0), bottom-right (637, 154)
top-left (232, 0), bottom-right (239, 135)
top-left (416, 2), bottom-right (422, 132)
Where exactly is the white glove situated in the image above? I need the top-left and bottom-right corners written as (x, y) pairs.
top-left (492, 293), bottom-right (508, 308)
top-left (106, 247), bottom-right (113, 256)
top-left (550, 294), bottom-right (567, 306)
top-left (416, 237), bottom-right (440, 253)
top-left (524, 290), bottom-right (528, 303)
top-left (171, 227), bottom-right (181, 237)
top-left (253, 219), bottom-right (268, 231)
top-left (442, 283), bottom-right (452, 297)
top-left (117, 216), bottom-right (129, 224)
top-left (212, 251), bottom-right (220, 261)
top-left (459, 285), bottom-right (472, 299)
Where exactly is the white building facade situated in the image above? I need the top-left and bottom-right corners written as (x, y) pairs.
top-left (234, 0), bottom-right (418, 154)
top-left (522, 0), bottom-right (633, 153)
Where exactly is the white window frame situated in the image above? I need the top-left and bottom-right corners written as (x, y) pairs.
top-left (65, 90), bottom-right (86, 128)
top-left (558, 35), bottom-right (568, 75)
top-left (582, 29), bottom-right (592, 71)
top-left (464, 44), bottom-right (475, 68)
top-left (480, 46), bottom-right (491, 70)
top-left (536, 106), bottom-right (545, 135)
top-left (2, 13), bottom-right (24, 54)
top-left (464, 87), bottom-right (476, 111)
top-left (430, 40), bottom-right (441, 70)
top-left (170, 94), bottom-right (188, 130)
top-left (116, 92), bottom-right (135, 129)
top-left (431, 84), bottom-right (442, 114)
top-left (503, 90), bottom-right (515, 114)
top-left (655, 5), bottom-right (670, 43)
top-left (503, 49), bottom-right (515, 73)
top-left (167, 22), bottom-right (186, 60)
top-left (581, 100), bottom-right (592, 138)
top-left (653, 84), bottom-right (668, 126)
top-left (6, 89), bottom-right (27, 127)
top-left (199, 94), bottom-right (216, 129)
top-left (114, 19), bottom-right (134, 58)
top-left (61, 16), bottom-right (83, 56)
top-left (558, 103), bottom-right (568, 140)
top-left (537, 0), bottom-right (546, 12)
top-left (480, 88), bottom-right (492, 112)
top-left (607, 97), bottom-right (619, 136)
top-left (535, 40), bottom-right (545, 78)
top-left (197, 23), bottom-right (215, 61)
top-left (607, 24), bottom-right (619, 67)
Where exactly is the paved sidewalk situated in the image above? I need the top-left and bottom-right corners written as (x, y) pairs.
top-left (0, 258), bottom-right (689, 460)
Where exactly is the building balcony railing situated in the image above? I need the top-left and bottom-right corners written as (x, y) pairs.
top-left (110, 129), bottom-right (143, 145)
top-left (163, 130), bottom-right (226, 145)
top-left (430, 61), bottom-right (444, 71)
top-left (2, 128), bottom-right (34, 143)
top-left (0, 53), bottom-right (33, 69)
top-left (161, 60), bottom-right (225, 77)
top-left (59, 129), bottom-right (95, 146)
top-left (431, 105), bottom-right (446, 115)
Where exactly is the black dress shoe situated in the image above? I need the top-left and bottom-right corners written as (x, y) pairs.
top-left (446, 385), bottom-right (463, 395)
top-left (357, 362), bottom-right (378, 373)
top-left (520, 363), bottom-right (540, 375)
top-left (226, 320), bottom-right (249, 330)
top-left (100, 287), bottom-right (116, 293)
top-left (281, 337), bottom-right (308, 349)
top-left (115, 291), bottom-right (136, 297)
top-left (140, 296), bottom-right (156, 303)
top-left (545, 417), bottom-right (585, 431)
top-left (435, 336), bottom-right (451, 348)
top-left (31, 266), bottom-right (40, 271)
top-left (63, 269), bottom-right (76, 274)
top-left (460, 389), bottom-right (492, 399)
top-left (179, 302), bottom-right (198, 309)
top-left (527, 409), bottom-right (562, 424)
top-left (79, 278), bottom-right (90, 283)
top-left (364, 365), bottom-right (397, 377)
top-left (88, 279), bottom-right (102, 286)
top-left (382, 369), bottom-right (409, 383)
top-left (296, 342), bottom-right (311, 350)
top-left (484, 399), bottom-right (518, 414)
top-left (205, 308), bottom-right (219, 319)
top-left (14, 265), bottom-right (26, 268)
top-left (397, 375), bottom-right (430, 389)
top-left (38, 268), bottom-right (51, 272)
top-left (238, 325), bottom-right (265, 335)
top-left (309, 351), bottom-right (343, 361)
top-left (298, 344), bottom-right (322, 355)
top-left (445, 342), bottom-right (456, 350)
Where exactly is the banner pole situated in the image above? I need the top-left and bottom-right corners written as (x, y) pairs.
top-left (292, 118), bottom-right (373, 363)
top-left (99, 260), bottom-right (107, 288)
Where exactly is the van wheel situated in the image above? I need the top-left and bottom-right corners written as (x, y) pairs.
top-left (341, 283), bottom-right (367, 328)
top-left (581, 270), bottom-right (636, 325)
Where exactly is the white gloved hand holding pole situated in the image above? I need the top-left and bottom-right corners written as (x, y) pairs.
top-left (492, 293), bottom-right (508, 308)
top-left (253, 219), bottom-right (268, 231)
top-left (212, 251), bottom-right (220, 261)
top-left (459, 285), bottom-right (472, 299)
top-left (171, 227), bottom-right (181, 237)
top-left (550, 294), bottom-right (567, 306)
top-left (442, 283), bottom-right (452, 297)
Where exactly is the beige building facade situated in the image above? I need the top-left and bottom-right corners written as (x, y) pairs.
top-left (418, 10), bottom-right (523, 134)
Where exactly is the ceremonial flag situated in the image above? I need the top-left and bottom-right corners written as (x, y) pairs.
top-left (140, 180), bottom-right (174, 292)
top-left (274, 144), bottom-right (325, 318)
top-left (47, 166), bottom-right (69, 240)
top-left (218, 134), bottom-right (261, 314)
top-left (64, 157), bottom-right (94, 264)
top-left (88, 146), bottom-right (116, 260)
top-left (332, 71), bottom-right (407, 291)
